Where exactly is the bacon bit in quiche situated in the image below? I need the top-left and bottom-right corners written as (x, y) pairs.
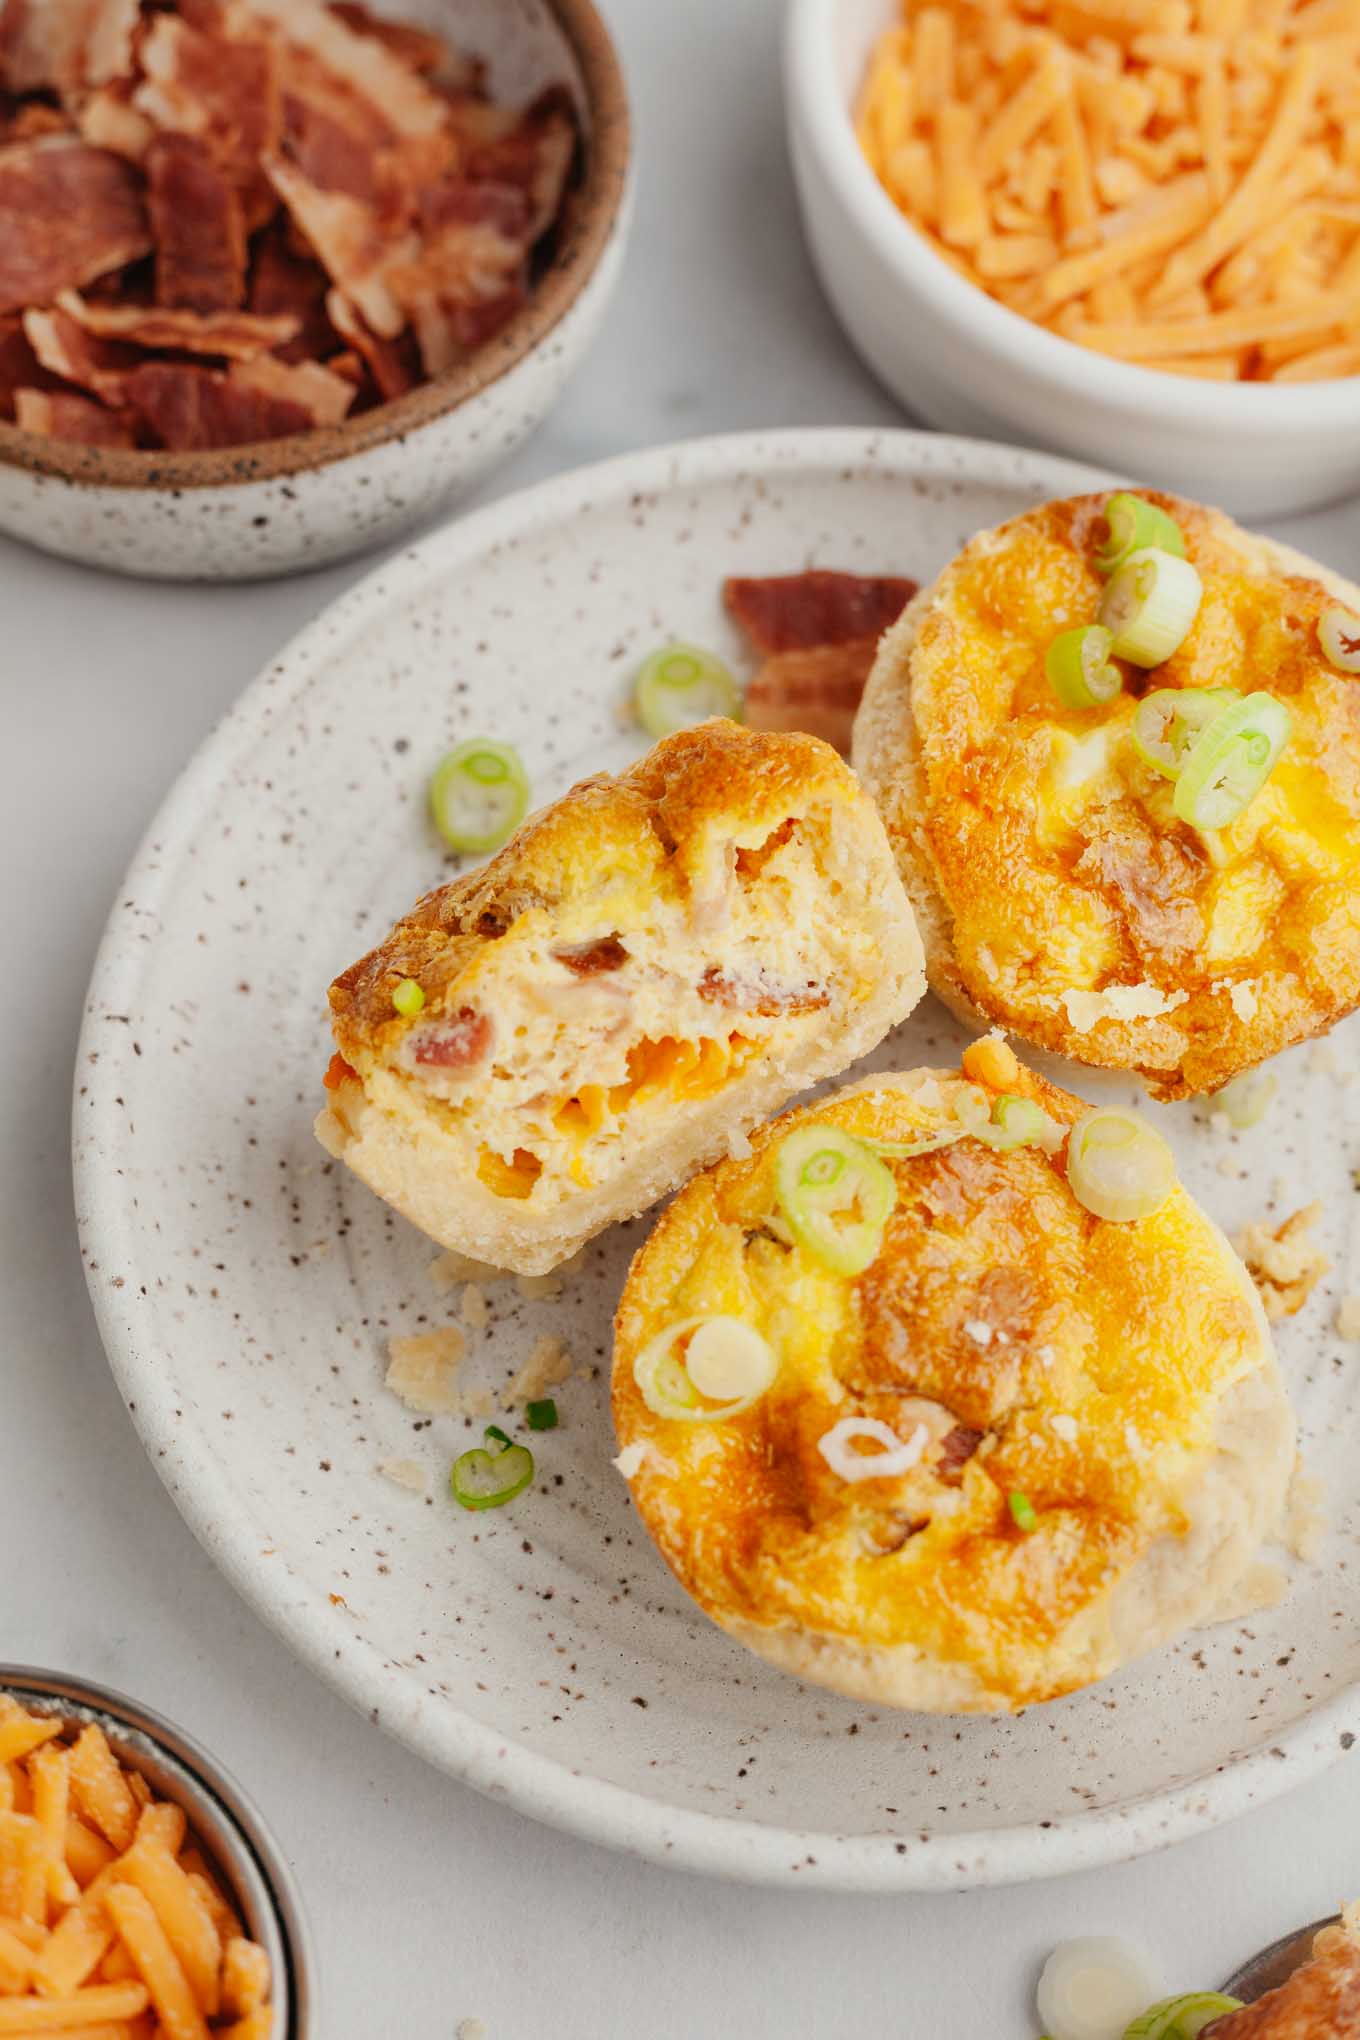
top-left (696, 966), bottom-right (829, 1017)
top-left (936, 1423), bottom-right (984, 1480)
top-left (411, 1007), bottom-right (493, 1071)
top-left (725, 574), bottom-right (918, 755)
top-left (1234, 1201), bottom-right (1331, 1321)
top-left (554, 935), bottom-right (631, 977)
top-left (324, 1051), bottom-right (358, 1089)
top-left (0, 2), bottom-right (580, 449)
top-left (146, 132), bottom-right (247, 311)
top-left (0, 138), bottom-right (149, 315)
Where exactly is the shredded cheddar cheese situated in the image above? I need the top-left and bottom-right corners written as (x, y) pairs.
top-left (857, 0), bottom-right (1360, 381)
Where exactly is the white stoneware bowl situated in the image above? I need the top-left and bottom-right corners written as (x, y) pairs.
top-left (0, 0), bottom-right (631, 581)
top-left (785, 0), bottom-right (1360, 518)
top-left (75, 428), bottom-right (1360, 1890)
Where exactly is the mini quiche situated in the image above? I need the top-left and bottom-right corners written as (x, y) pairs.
top-left (853, 491), bottom-right (1360, 1098)
top-left (611, 1040), bottom-right (1293, 1713)
top-left (1208, 1907), bottom-right (1360, 2039)
top-left (317, 720), bottom-right (925, 1275)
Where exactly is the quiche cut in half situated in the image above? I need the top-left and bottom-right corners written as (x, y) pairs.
top-left (317, 720), bottom-right (925, 1274)
top-left (612, 1041), bottom-right (1294, 1713)
top-left (854, 491), bottom-right (1360, 1098)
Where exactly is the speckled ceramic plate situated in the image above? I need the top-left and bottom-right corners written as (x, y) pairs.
top-left (75, 429), bottom-right (1360, 1890)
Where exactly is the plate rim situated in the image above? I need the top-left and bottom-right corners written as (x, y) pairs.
top-left (73, 423), bottom-right (1360, 1890)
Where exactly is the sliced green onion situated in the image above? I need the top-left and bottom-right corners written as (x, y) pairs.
top-left (987, 1094), bottom-right (1065, 1153)
top-left (1319, 605), bottom-right (1360, 673)
top-left (1095, 493), bottom-right (1187, 576)
top-left (1173, 690), bottom-right (1291, 831)
top-left (1124, 1993), bottom-right (1244, 2039)
top-left (774, 1125), bottom-right (897, 1276)
top-left (451, 1428), bottom-right (534, 1511)
top-left (484, 1423), bottom-right (513, 1450)
top-left (1066, 1108), bottom-right (1176, 1224)
top-left (1098, 549), bottom-right (1202, 667)
top-left (634, 643), bottom-right (741, 739)
top-left (1009, 1490), bottom-right (1038, 1532)
top-left (392, 976), bottom-right (425, 1017)
top-left (1131, 688), bottom-right (1240, 779)
top-left (430, 739), bottom-right (530, 853)
top-left (1046, 624), bottom-right (1122, 710)
top-left (634, 1316), bottom-right (777, 1423)
top-left (1038, 1939), bottom-right (1163, 2040)
top-left (1212, 1069), bottom-right (1276, 1130)
top-left (525, 1398), bottom-right (558, 1431)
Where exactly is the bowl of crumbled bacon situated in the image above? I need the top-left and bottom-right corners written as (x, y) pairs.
top-left (0, 0), bottom-right (630, 578)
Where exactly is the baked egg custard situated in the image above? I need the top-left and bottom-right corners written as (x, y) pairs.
top-left (318, 721), bottom-right (925, 1274)
top-left (612, 1040), bottom-right (1293, 1713)
top-left (854, 491), bottom-right (1360, 1098)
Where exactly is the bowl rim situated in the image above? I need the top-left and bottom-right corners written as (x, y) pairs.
top-left (0, 1662), bottom-right (314, 2032)
top-left (787, 0), bottom-right (1360, 419)
top-left (0, 0), bottom-right (631, 495)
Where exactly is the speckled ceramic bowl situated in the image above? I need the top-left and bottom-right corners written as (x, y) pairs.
top-left (75, 430), bottom-right (1360, 1890)
top-left (0, 1665), bottom-right (313, 2033)
top-left (0, 0), bottom-right (631, 581)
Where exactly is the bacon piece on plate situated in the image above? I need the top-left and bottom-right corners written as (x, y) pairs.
top-left (263, 153), bottom-right (414, 336)
top-left (134, 14), bottom-right (282, 186)
top-left (725, 570), bottom-right (918, 754)
top-left (0, 137), bottom-right (149, 314)
top-left (724, 571), bottom-right (918, 655)
top-left (146, 133), bottom-right (247, 311)
top-left (21, 302), bottom-right (133, 402)
top-left (327, 3), bottom-right (449, 76)
top-left (122, 359), bottom-right (312, 449)
top-left (0, 0), bottom-right (139, 99)
top-left (228, 352), bottom-right (355, 427)
top-left (325, 287), bottom-right (417, 400)
top-left (14, 385), bottom-right (134, 446)
top-left (249, 220), bottom-right (336, 361)
top-left (56, 288), bottom-right (299, 360)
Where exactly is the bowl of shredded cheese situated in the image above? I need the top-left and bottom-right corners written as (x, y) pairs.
top-left (785, 0), bottom-right (1360, 514)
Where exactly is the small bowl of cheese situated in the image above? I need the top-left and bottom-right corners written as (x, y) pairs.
top-left (785, 0), bottom-right (1360, 514)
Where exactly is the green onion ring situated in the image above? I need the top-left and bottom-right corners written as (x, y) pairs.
top-left (1098, 548), bottom-right (1203, 668)
top-left (1131, 687), bottom-right (1240, 779)
top-left (1123, 1991), bottom-right (1245, 2039)
top-left (634, 643), bottom-right (742, 739)
top-left (774, 1125), bottom-right (897, 1276)
top-left (1046, 624), bottom-right (1123, 709)
top-left (1095, 493), bottom-right (1187, 576)
top-left (429, 739), bottom-right (531, 854)
top-left (1172, 690), bottom-right (1292, 831)
top-left (451, 1429), bottom-right (535, 1511)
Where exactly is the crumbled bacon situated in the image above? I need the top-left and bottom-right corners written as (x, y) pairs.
top-left (121, 358), bottom-right (312, 447)
top-left (410, 1008), bottom-right (492, 1071)
top-left (0, 138), bottom-right (149, 314)
top-left (15, 384), bottom-right (134, 445)
top-left (554, 936), bottom-right (630, 977)
top-left (744, 642), bottom-right (888, 755)
top-left (936, 1424), bottom-right (985, 1482)
top-left (0, 3), bottom-right (580, 450)
top-left (57, 288), bottom-right (299, 359)
top-left (146, 133), bottom-right (246, 310)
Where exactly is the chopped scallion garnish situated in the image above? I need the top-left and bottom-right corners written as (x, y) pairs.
top-left (1130, 688), bottom-right (1240, 779)
top-left (1097, 549), bottom-right (1202, 667)
top-left (1066, 1108), bottom-right (1176, 1224)
top-left (634, 643), bottom-right (741, 739)
top-left (1318, 605), bottom-right (1360, 674)
top-left (451, 1428), bottom-right (535, 1511)
top-left (1094, 493), bottom-right (1186, 577)
top-left (1045, 624), bottom-right (1122, 710)
top-left (526, 1398), bottom-right (558, 1431)
top-left (1172, 690), bottom-right (1291, 831)
top-left (392, 977), bottom-right (425, 1017)
top-left (1123, 1991), bottom-right (1244, 2038)
top-left (429, 739), bottom-right (530, 854)
top-left (633, 1316), bottom-right (777, 1423)
top-left (774, 1124), bottom-right (897, 1276)
top-left (1008, 1491), bottom-right (1038, 1532)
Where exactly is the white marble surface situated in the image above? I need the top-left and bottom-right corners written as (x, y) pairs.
top-left (4, 1), bottom-right (1359, 2033)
